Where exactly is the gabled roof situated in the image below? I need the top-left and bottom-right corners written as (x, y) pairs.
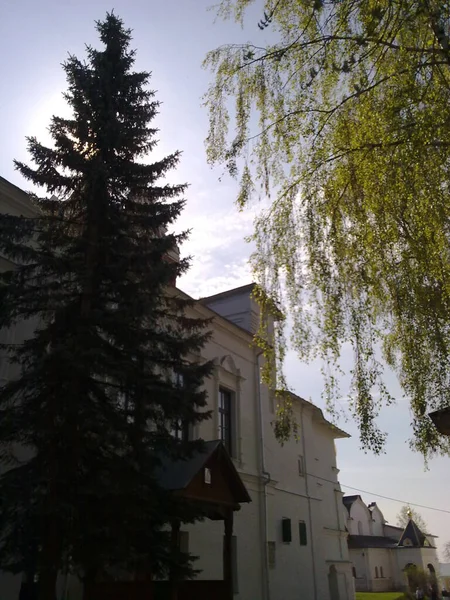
top-left (348, 535), bottom-right (398, 549)
top-left (384, 524), bottom-right (404, 532)
top-left (343, 495), bottom-right (362, 514)
top-left (288, 392), bottom-right (350, 439)
top-left (199, 283), bottom-right (256, 305)
top-left (156, 440), bottom-right (251, 504)
top-left (398, 519), bottom-right (432, 548)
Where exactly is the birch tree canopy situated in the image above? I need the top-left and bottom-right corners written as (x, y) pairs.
top-left (204, 0), bottom-right (450, 457)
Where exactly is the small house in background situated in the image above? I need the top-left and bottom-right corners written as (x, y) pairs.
top-left (343, 495), bottom-right (440, 593)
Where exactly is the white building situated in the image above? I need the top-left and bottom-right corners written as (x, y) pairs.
top-left (0, 175), bottom-right (355, 600)
top-left (344, 495), bottom-right (440, 593)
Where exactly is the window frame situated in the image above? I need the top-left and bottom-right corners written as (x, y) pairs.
top-left (219, 387), bottom-right (234, 455)
top-left (281, 518), bottom-right (292, 543)
top-left (170, 370), bottom-right (190, 442)
top-left (170, 418), bottom-right (190, 442)
top-left (298, 455), bottom-right (305, 477)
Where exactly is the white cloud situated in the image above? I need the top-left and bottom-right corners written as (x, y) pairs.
top-left (178, 193), bottom-right (260, 298)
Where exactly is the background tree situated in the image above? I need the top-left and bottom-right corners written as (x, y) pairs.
top-left (204, 0), bottom-right (450, 457)
top-left (397, 506), bottom-right (428, 532)
top-left (0, 13), bottom-right (211, 599)
top-left (444, 541), bottom-right (450, 561)
top-left (404, 565), bottom-right (435, 594)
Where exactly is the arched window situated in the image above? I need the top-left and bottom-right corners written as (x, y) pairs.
top-left (358, 521), bottom-right (363, 535)
top-left (352, 567), bottom-right (356, 578)
top-left (380, 566), bottom-right (384, 578)
top-left (375, 567), bottom-right (379, 578)
top-left (428, 563), bottom-right (435, 574)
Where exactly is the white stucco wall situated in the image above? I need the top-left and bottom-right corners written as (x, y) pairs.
top-left (366, 548), bottom-right (393, 591)
top-left (180, 291), bottom-right (354, 600)
top-left (0, 178), bottom-right (39, 386)
top-left (350, 549), bottom-right (369, 591)
top-left (370, 506), bottom-right (385, 536)
top-left (384, 524), bottom-right (403, 542)
top-left (348, 498), bottom-right (372, 535)
top-left (0, 180), bottom-right (41, 598)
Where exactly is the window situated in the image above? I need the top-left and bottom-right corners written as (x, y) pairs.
top-left (204, 468), bottom-right (211, 484)
top-left (298, 455), bottom-right (305, 476)
top-left (299, 521), bottom-right (307, 546)
top-left (0, 326), bottom-right (15, 384)
top-left (352, 567), bottom-right (356, 578)
top-left (170, 418), bottom-right (190, 442)
top-left (219, 388), bottom-right (233, 455)
top-left (375, 567), bottom-right (379, 578)
top-left (267, 542), bottom-right (276, 568)
top-left (170, 371), bottom-right (189, 441)
top-left (172, 371), bottom-right (184, 387)
top-left (110, 383), bottom-right (134, 424)
top-left (281, 518), bottom-right (292, 543)
top-left (380, 566), bottom-right (384, 578)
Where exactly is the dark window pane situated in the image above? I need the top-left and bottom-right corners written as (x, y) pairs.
top-left (282, 518), bottom-right (292, 543)
top-left (219, 388), bottom-right (233, 455)
top-left (299, 521), bottom-right (307, 546)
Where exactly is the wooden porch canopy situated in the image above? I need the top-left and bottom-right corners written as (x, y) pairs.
top-left (156, 439), bottom-right (251, 515)
top-left (429, 406), bottom-right (450, 436)
top-left (84, 441), bottom-right (250, 600)
top-left (157, 440), bottom-right (251, 599)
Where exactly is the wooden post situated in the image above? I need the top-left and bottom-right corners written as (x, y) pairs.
top-left (170, 520), bottom-right (180, 600)
top-left (223, 509), bottom-right (234, 600)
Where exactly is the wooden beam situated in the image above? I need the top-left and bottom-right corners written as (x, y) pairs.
top-left (169, 520), bottom-right (181, 600)
top-left (223, 509), bottom-right (234, 600)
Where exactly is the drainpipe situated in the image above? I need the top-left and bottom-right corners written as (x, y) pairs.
top-left (333, 488), bottom-right (344, 559)
top-left (255, 349), bottom-right (271, 600)
top-left (300, 404), bottom-right (318, 600)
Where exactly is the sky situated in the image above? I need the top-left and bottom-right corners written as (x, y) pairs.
top-left (1, 0), bottom-right (449, 559)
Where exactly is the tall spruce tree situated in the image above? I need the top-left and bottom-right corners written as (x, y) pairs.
top-left (0, 13), bottom-right (212, 599)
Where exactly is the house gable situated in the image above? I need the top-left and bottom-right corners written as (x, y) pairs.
top-left (344, 495), bottom-right (373, 535)
top-left (156, 440), bottom-right (251, 519)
